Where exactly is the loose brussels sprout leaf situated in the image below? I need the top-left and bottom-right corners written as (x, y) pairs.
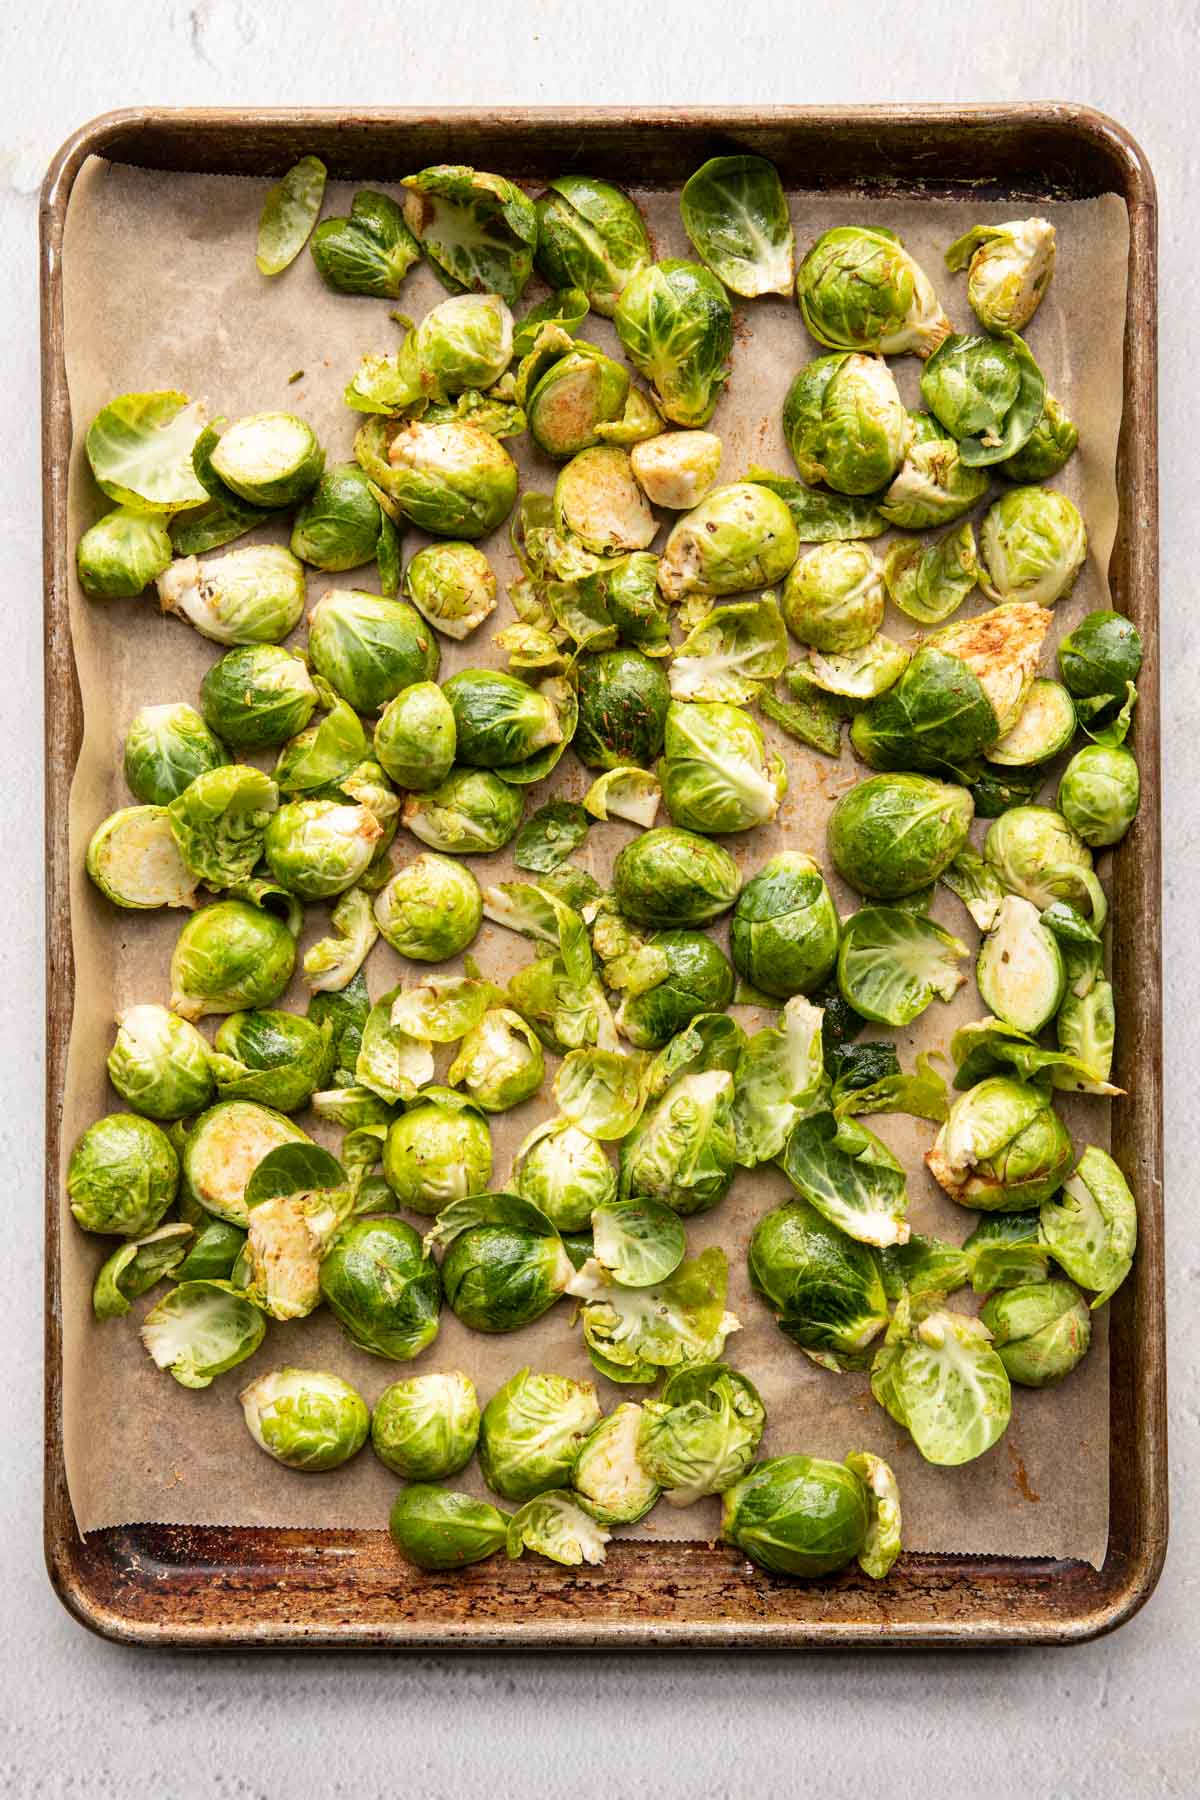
top-left (1058, 745), bottom-right (1140, 848)
top-left (509, 954), bottom-right (619, 1058)
top-left (535, 176), bottom-right (652, 317)
top-left (243, 1150), bottom-right (353, 1321)
top-left (1056, 980), bottom-right (1118, 1093)
top-left (720, 1454), bottom-right (872, 1577)
top-left (355, 985), bottom-right (435, 1103)
top-left (1040, 1146), bottom-right (1137, 1309)
top-left (659, 483), bottom-right (798, 603)
top-left (613, 931), bottom-right (734, 1052)
top-left (618, 1070), bottom-right (737, 1217)
top-left (512, 288), bottom-right (591, 359)
top-left (782, 353), bottom-right (907, 497)
top-left (495, 622), bottom-right (568, 676)
top-left (375, 853), bottom-right (482, 962)
top-left (382, 1090), bottom-right (493, 1215)
top-left (984, 805), bottom-right (1107, 929)
top-left (661, 700), bottom-right (786, 836)
top-left (843, 1450), bottom-right (903, 1579)
top-left (1001, 391), bottom-right (1078, 484)
top-left (980, 1279), bottom-right (1092, 1388)
top-left (748, 1196), bottom-right (888, 1370)
top-left (166, 764), bottom-right (278, 888)
top-left (478, 1366), bottom-right (601, 1503)
top-left (274, 685), bottom-right (368, 798)
top-left (949, 1016), bottom-right (1121, 1099)
top-left (510, 799), bottom-right (590, 876)
top-left (123, 703), bottom-right (228, 808)
top-left (591, 1197), bottom-right (686, 1288)
top-left (86, 806), bottom-right (198, 912)
top-left (872, 1306), bottom-right (1012, 1466)
top-left (388, 975), bottom-right (498, 1046)
top-left (927, 1074), bottom-right (1074, 1211)
top-left (639, 1365), bottom-right (766, 1506)
top-left (568, 1245), bottom-right (739, 1374)
top-left (372, 1371), bottom-right (479, 1480)
top-left (614, 260), bottom-right (733, 427)
top-left (302, 885), bottom-right (379, 993)
top-left (980, 485), bottom-right (1088, 608)
top-left (506, 1490), bottom-right (610, 1566)
top-left (939, 847), bottom-right (1006, 932)
top-left (107, 1003), bottom-right (215, 1121)
top-left (877, 1231), bottom-right (972, 1304)
top-left (837, 907), bottom-right (967, 1028)
top-left (919, 331), bottom-right (1045, 466)
top-left (746, 467), bottom-right (886, 542)
top-left (732, 996), bottom-right (827, 1168)
top-left (944, 217), bottom-right (1056, 334)
top-left (1080, 681), bottom-right (1137, 751)
top-left (571, 1403), bottom-right (660, 1524)
top-left (797, 226), bottom-right (951, 358)
top-left (93, 1222), bottom-right (193, 1319)
top-left (483, 879), bottom-right (591, 985)
top-left (401, 165), bottom-right (537, 303)
top-left (731, 852), bottom-right (843, 1003)
top-left (402, 769), bottom-right (524, 855)
top-left (584, 767), bottom-right (661, 829)
top-left (877, 415), bottom-right (989, 531)
top-left (86, 390), bottom-right (209, 513)
top-left (157, 544), bottom-right (307, 646)
top-left (174, 1218), bottom-right (246, 1284)
top-left (256, 155), bottom-right (326, 274)
top-left (210, 1008), bottom-right (329, 1113)
top-left (77, 507), bottom-right (174, 599)
top-left (645, 1013), bottom-right (747, 1101)
top-left (882, 522), bottom-right (979, 625)
top-left (976, 895), bottom-right (1065, 1035)
top-left (240, 1367), bottom-right (369, 1471)
top-left (831, 1051), bottom-right (949, 1126)
top-left (825, 1039), bottom-right (898, 1096)
top-left (170, 899), bottom-right (297, 1021)
top-left (140, 1280), bottom-right (266, 1390)
top-left (594, 385), bottom-right (664, 447)
top-left (964, 1211), bottom-right (1052, 1294)
top-left (310, 189), bottom-right (420, 296)
top-left (553, 1048), bottom-right (649, 1140)
top-left (319, 1216), bottom-right (441, 1359)
top-left (782, 541), bottom-right (885, 655)
top-left (669, 597), bottom-right (789, 704)
top-left (577, 550), bottom-right (672, 654)
top-left (307, 968), bottom-right (371, 1087)
top-left (791, 637), bottom-right (911, 704)
top-left (780, 1112), bottom-right (909, 1248)
top-left (680, 154), bottom-right (794, 298)
top-left (389, 1484), bottom-right (511, 1571)
top-left (447, 1008), bottom-right (545, 1112)
top-left (828, 773), bottom-right (974, 902)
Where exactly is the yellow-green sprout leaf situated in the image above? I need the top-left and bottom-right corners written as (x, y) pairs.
top-left (584, 768), bottom-right (661, 829)
top-left (669, 597), bottom-right (789, 704)
top-left (86, 391), bottom-right (210, 513)
top-left (256, 155), bottom-right (327, 276)
top-left (506, 1490), bottom-right (610, 1566)
top-left (554, 1048), bottom-right (649, 1140)
top-left (845, 1450), bottom-right (902, 1578)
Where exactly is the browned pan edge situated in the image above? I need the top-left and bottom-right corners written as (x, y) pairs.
top-left (40, 105), bottom-right (1165, 1649)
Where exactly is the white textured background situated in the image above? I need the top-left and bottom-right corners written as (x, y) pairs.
top-left (2, 4), bottom-right (1195, 1795)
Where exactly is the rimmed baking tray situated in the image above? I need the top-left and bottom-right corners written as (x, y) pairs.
top-left (40, 104), bottom-right (1165, 1647)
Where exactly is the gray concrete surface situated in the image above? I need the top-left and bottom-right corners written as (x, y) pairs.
top-left (1, 4), bottom-right (1195, 1795)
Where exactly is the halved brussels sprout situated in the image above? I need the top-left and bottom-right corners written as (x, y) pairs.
top-left (638, 1363), bottom-right (766, 1506)
top-left (783, 354), bottom-right (907, 495)
top-left (614, 260), bottom-right (733, 426)
top-left (1058, 745), bottom-right (1140, 848)
top-left (984, 806), bottom-right (1106, 926)
top-left (180, 1099), bottom-right (308, 1226)
top-left (872, 1304), bottom-right (1011, 1466)
top-left (512, 1118), bottom-right (616, 1232)
top-left (658, 482), bottom-right (799, 602)
top-left (140, 1279), bottom-right (266, 1390)
top-left (976, 895), bottom-right (1065, 1034)
top-left (170, 898), bottom-right (297, 1021)
top-left (240, 1368), bottom-right (369, 1471)
top-left (749, 1196), bottom-right (888, 1370)
top-left (402, 768), bottom-right (523, 855)
top-left (828, 773), bottom-right (974, 901)
top-left (618, 1069), bottom-right (737, 1218)
top-left (781, 1112), bottom-right (909, 1248)
top-left (882, 521), bottom-right (978, 626)
top-left (535, 176), bottom-right (652, 316)
top-left (979, 485), bottom-right (1087, 608)
top-left (319, 1215), bottom-right (441, 1360)
top-left (447, 1008), bottom-right (544, 1112)
top-left (157, 544), bottom-right (307, 645)
top-left (877, 414), bottom-right (989, 530)
top-left (728, 854), bottom-right (838, 1000)
top-left (1000, 392), bottom-right (1078, 484)
top-left (1040, 1145), bottom-right (1137, 1308)
top-left (402, 541), bottom-right (497, 641)
top-left (199, 646), bottom-right (316, 753)
top-left (980, 1279), bottom-right (1091, 1387)
top-left (796, 226), bottom-right (950, 358)
top-left (375, 418), bottom-right (519, 538)
top-left (613, 825), bottom-right (741, 927)
top-left (107, 1003), bottom-right (215, 1120)
top-left (919, 331), bottom-right (1045, 467)
top-left (442, 669), bottom-right (561, 770)
top-left (93, 1222), bottom-right (193, 1319)
top-left (77, 507), bottom-right (174, 599)
top-left (208, 1008), bottom-right (327, 1113)
top-left (86, 806), bottom-right (197, 911)
top-left (67, 1112), bottom-right (179, 1238)
top-left (401, 165), bottom-right (537, 303)
top-left (986, 677), bottom-right (1076, 766)
top-left (373, 853), bottom-right (482, 962)
top-left (660, 701), bottom-right (786, 835)
top-left (307, 589), bottom-right (439, 714)
top-left (243, 1145), bottom-right (353, 1321)
top-left (381, 1089), bottom-right (492, 1216)
top-left (479, 1367), bottom-right (602, 1503)
top-left (389, 1484), bottom-right (512, 1570)
top-left (574, 647), bottom-right (670, 771)
top-left (680, 154), bottom-right (794, 297)
top-left (527, 344), bottom-right (631, 460)
top-left (838, 907), bottom-right (967, 1027)
top-left (310, 188), bottom-right (420, 296)
top-left (630, 431), bottom-right (722, 511)
top-left (290, 462), bottom-right (390, 574)
top-left (571, 1403), bottom-right (660, 1524)
top-left (208, 412), bottom-right (324, 507)
top-left (927, 1076), bottom-right (1073, 1211)
top-left (370, 681), bottom-right (455, 792)
top-left (123, 703), bottom-right (227, 807)
top-left (782, 541), bottom-right (885, 653)
top-left (945, 217), bottom-right (1056, 334)
top-left (85, 388), bottom-right (209, 517)
top-left (553, 446), bottom-right (657, 553)
top-left (262, 799), bottom-right (382, 901)
top-left (720, 1454), bottom-right (875, 1576)
top-left (372, 1370), bottom-right (480, 1479)
top-left (430, 1192), bottom-right (574, 1333)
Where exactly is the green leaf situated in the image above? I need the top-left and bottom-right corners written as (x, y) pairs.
top-left (513, 801), bottom-right (590, 873)
top-left (257, 155), bottom-right (327, 276)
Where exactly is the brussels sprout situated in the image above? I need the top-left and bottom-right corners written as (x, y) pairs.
top-left (527, 344), bottom-right (631, 460)
top-left (617, 1069), bottom-right (737, 1218)
top-left (441, 669), bottom-right (560, 771)
top-left (1040, 1145), bottom-right (1137, 1308)
top-left (478, 1367), bottom-right (602, 1503)
top-left (629, 431), bottom-right (722, 511)
top-left (162, 764), bottom-right (276, 889)
top-left (553, 446), bottom-right (657, 554)
top-left (919, 331), bottom-right (1045, 466)
top-left (927, 1076), bottom-right (1073, 1211)
top-left (506, 1490), bottom-right (611, 1565)
top-left (106, 1003), bottom-right (216, 1121)
top-left (660, 701), bottom-right (786, 835)
top-left (872, 1303), bottom-right (1012, 1465)
top-left (401, 165), bottom-right (537, 303)
top-left (93, 1222), bottom-right (193, 1319)
top-left (554, 1049), bottom-right (650, 1141)
top-left (122, 703), bottom-right (227, 808)
top-left (584, 768), bottom-right (662, 829)
top-left (783, 354), bottom-right (907, 496)
top-left (677, 153), bottom-right (792, 297)
top-left (986, 677), bottom-right (1076, 767)
top-left (962, 1210), bottom-right (1051, 1293)
top-left (310, 188), bottom-right (420, 296)
top-left (368, 682), bottom-right (454, 793)
top-left (720, 1454), bottom-right (874, 1576)
top-left (85, 389), bottom-right (209, 513)
top-left (258, 798), bottom-right (380, 902)
top-left (179, 1099), bottom-right (308, 1226)
top-left (976, 895), bottom-right (1065, 1034)
top-left (730, 996), bottom-right (826, 1167)
top-left (837, 908), bottom-right (967, 1027)
top-left (157, 544), bottom-right (307, 646)
top-left (534, 176), bottom-right (652, 316)
top-left (389, 1484), bottom-right (511, 1570)
top-left (567, 1403), bottom-right (660, 1524)
top-left (749, 1196), bottom-right (888, 1370)
top-left (205, 412), bottom-right (323, 508)
top-left (76, 506), bottom-right (174, 599)
top-left (570, 647), bottom-right (668, 772)
top-left (877, 414), bottom-right (989, 530)
top-left (306, 589), bottom-right (439, 715)
top-left (791, 636), bottom-right (911, 704)
top-left (638, 1363), bottom-right (765, 1506)
top-left (402, 768), bottom-right (523, 855)
top-left (370, 854), bottom-right (481, 964)
top-left (382, 1091), bottom-right (492, 1215)
top-left (983, 806), bottom-right (1106, 926)
top-left (371, 1371), bottom-right (480, 1482)
top-left (240, 1368), bottom-right (369, 1471)
top-left (1058, 608), bottom-right (1143, 714)
top-left (796, 226), bottom-right (950, 358)
top-left (980, 1280), bottom-right (1091, 1388)
top-left (196, 646), bottom-right (315, 754)
top-left (945, 217), bottom-right (1057, 334)
top-left (615, 932), bottom-right (735, 1051)
top-left (979, 488), bottom-right (1089, 616)
top-left (658, 483), bottom-right (799, 602)
top-left (511, 1118), bottom-right (615, 1231)
top-left (401, 541), bottom-right (497, 642)
top-left (430, 1192), bottom-right (574, 1333)
top-left (371, 418), bottom-right (519, 539)
top-left (781, 1112), bottom-right (909, 1248)
top-left (205, 1009), bottom-right (325, 1113)
top-left (782, 542), bottom-right (885, 653)
top-left (1000, 391), bottom-right (1078, 483)
top-left (828, 773), bottom-right (974, 901)
top-left (1058, 745), bottom-right (1140, 848)
top-left (86, 805), bottom-right (198, 911)
top-left (170, 898), bottom-right (297, 1021)
top-left (882, 520), bottom-right (979, 626)
top-left (575, 550), bottom-right (672, 654)
top-left (141, 1279), bottom-right (266, 1390)
top-left (614, 260), bottom-right (733, 426)
top-left (287, 464), bottom-right (384, 574)
top-left (318, 1216), bottom-right (441, 1360)
top-left (447, 1008), bottom-right (544, 1112)
top-left (613, 826), bottom-right (741, 928)
top-left (67, 1112), bottom-right (179, 1238)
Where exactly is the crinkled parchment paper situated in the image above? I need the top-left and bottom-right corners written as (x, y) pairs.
top-left (57, 158), bottom-right (1128, 1565)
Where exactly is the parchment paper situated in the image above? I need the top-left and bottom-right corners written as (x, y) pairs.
top-left (58, 159), bottom-right (1128, 1565)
